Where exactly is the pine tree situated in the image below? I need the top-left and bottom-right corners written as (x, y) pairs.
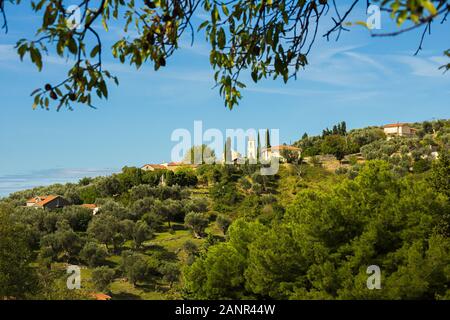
top-left (429, 150), bottom-right (450, 198)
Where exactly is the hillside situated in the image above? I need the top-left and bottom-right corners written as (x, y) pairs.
top-left (1, 119), bottom-right (449, 300)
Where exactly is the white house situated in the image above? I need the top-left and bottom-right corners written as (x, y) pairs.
top-left (26, 195), bottom-right (69, 210)
top-left (262, 145), bottom-right (302, 163)
top-left (247, 136), bottom-right (257, 160)
top-left (81, 204), bottom-right (100, 215)
top-left (383, 123), bottom-right (417, 139)
top-left (141, 164), bottom-right (167, 171)
top-left (222, 149), bottom-right (242, 163)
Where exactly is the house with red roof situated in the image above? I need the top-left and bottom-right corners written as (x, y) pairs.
top-left (141, 164), bottom-right (167, 171)
top-left (90, 293), bottom-right (112, 301)
top-left (383, 123), bottom-right (417, 139)
top-left (262, 145), bottom-right (302, 163)
top-left (80, 203), bottom-right (100, 215)
top-left (26, 195), bottom-right (69, 210)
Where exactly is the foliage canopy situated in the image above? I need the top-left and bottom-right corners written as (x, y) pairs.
top-left (1, 0), bottom-right (448, 110)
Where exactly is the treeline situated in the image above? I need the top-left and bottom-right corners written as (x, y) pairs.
top-left (4, 166), bottom-right (198, 208)
top-left (295, 119), bottom-right (450, 163)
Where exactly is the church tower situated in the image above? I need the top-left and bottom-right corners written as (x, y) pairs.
top-left (247, 136), bottom-right (257, 161)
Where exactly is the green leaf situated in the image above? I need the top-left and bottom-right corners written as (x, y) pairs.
top-left (68, 38), bottom-right (78, 55)
top-left (30, 48), bottom-right (43, 71)
top-left (98, 81), bottom-right (108, 98)
top-left (198, 21), bottom-right (209, 31)
top-left (217, 28), bottom-right (226, 49)
top-left (90, 45), bottom-right (100, 58)
top-left (102, 18), bottom-right (109, 31)
top-left (422, 1), bottom-right (437, 16)
top-left (222, 4), bottom-right (229, 16)
top-left (17, 44), bottom-right (28, 60)
top-left (274, 56), bottom-right (283, 74)
top-left (251, 70), bottom-right (258, 83)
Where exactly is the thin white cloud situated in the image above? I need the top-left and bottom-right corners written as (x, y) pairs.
top-left (342, 51), bottom-right (391, 74)
top-left (245, 85), bottom-right (381, 103)
top-left (0, 167), bottom-right (118, 197)
top-left (389, 54), bottom-right (449, 77)
top-left (0, 44), bottom-right (16, 60)
top-left (245, 86), bottom-right (319, 97)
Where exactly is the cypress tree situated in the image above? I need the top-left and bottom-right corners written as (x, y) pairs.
top-left (223, 141), bottom-right (227, 163)
top-left (257, 132), bottom-right (261, 161)
top-left (265, 129), bottom-right (271, 148)
top-left (224, 137), bottom-right (232, 164)
top-left (341, 121), bottom-right (347, 135)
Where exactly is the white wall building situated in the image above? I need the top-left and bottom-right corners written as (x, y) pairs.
top-left (383, 123), bottom-right (417, 139)
top-left (262, 145), bottom-right (302, 163)
top-left (247, 136), bottom-right (257, 160)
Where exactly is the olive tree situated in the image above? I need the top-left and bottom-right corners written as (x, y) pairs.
top-left (185, 211), bottom-right (209, 238)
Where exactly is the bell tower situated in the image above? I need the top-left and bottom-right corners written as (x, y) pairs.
top-left (247, 136), bottom-right (257, 161)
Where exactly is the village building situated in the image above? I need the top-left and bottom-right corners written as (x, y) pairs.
top-left (26, 195), bottom-right (69, 210)
top-left (142, 162), bottom-right (198, 172)
top-left (222, 149), bottom-right (243, 164)
top-left (80, 203), bottom-right (100, 215)
top-left (141, 164), bottom-right (167, 171)
top-left (383, 123), bottom-right (417, 139)
top-left (90, 293), bottom-right (111, 301)
top-left (143, 132), bottom-right (302, 168)
top-left (247, 136), bottom-right (257, 160)
top-left (261, 145), bottom-right (302, 163)
top-left (163, 162), bottom-right (198, 171)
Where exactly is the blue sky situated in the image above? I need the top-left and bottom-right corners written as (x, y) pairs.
top-left (0, 2), bottom-right (449, 196)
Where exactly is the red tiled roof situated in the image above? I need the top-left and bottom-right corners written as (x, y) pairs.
top-left (383, 123), bottom-right (409, 128)
top-left (26, 196), bottom-right (45, 203)
top-left (90, 293), bottom-right (111, 301)
top-left (81, 204), bottom-right (97, 209)
top-left (26, 195), bottom-right (59, 207)
top-left (263, 145), bottom-right (301, 151)
top-left (142, 164), bottom-right (166, 170)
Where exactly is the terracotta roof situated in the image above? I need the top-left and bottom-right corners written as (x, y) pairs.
top-left (27, 196), bottom-right (46, 203)
top-left (26, 195), bottom-right (59, 207)
top-left (167, 162), bottom-right (182, 166)
top-left (81, 204), bottom-right (97, 209)
top-left (142, 164), bottom-right (166, 170)
top-left (383, 123), bottom-right (409, 128)
top-left (27, 196), bottom-right (41, 203)
top-left (263, 145), bottom-right (301, 151)
top-left (90, 293), bottom-right (111, 301)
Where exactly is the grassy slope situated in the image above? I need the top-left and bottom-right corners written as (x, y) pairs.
top-left (277, 164), bottom-right (342, 207)
top-left (79, 220), bottom-right (218, 300)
